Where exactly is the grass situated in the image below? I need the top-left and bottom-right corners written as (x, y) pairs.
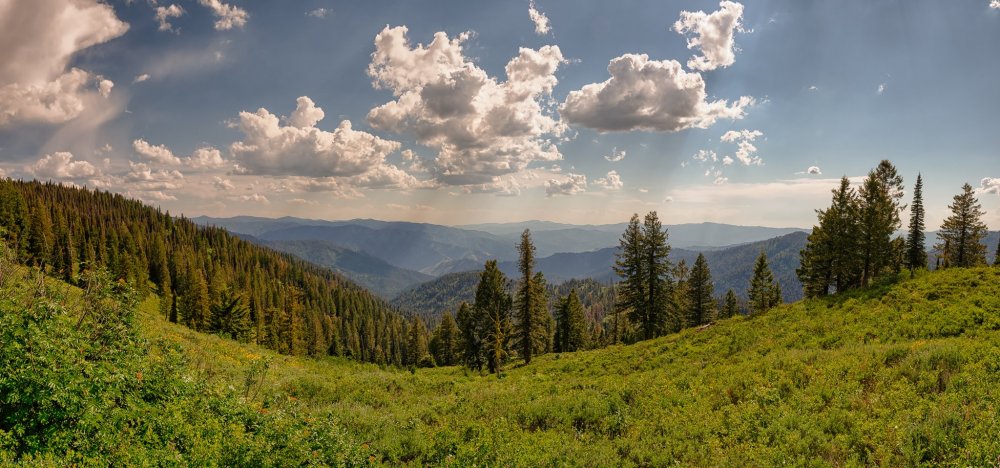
top-left (133, 267), bottom-right (1000, 466)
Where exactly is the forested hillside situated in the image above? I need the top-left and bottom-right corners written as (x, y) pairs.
top-left (0, 180), bottom-right (425, 366)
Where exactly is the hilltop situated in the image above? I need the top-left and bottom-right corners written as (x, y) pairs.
top-left (6, 264), bottom-right (997, 465)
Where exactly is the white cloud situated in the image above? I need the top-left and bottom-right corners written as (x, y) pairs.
top-left (188, 147), bottom-right (226, 169)
top-left (560, 53), bottom-right (752, 132)
top-left (980, 177), bottom-right (1000, 195)
top-left (720, 129), bottom-right (763, 165)
top-left (807, 166), bottom-right (822, 175)
top-left (307, 8), bottom-right (330, 19)
top-left (674, 1), bottom-right (744, 71)
top-left (545, 173), bottom-right (587, 196)
top-left (693, 149), bottom-right (717, 162)
top-left (528, 1), bottom-right (551, 35)
top-left (367, 26), bottom-right (566, 188)
top-left (288, 198), bottom-right (318, 206)
top-left (98, 79), bottom-right (113, 98)
top-left (877, 83), bottom-right (886, 95)
top-left (133, 138), bottom-right (182, 165)
top-left (155, 4), bottom-right (185, 32)
top-left (28, 152), bottom-right (98, 179)
top-left (993, 0), bottom-right (1000, 9)
top-left (604, 147), bottom-right (626, 162)
top-left (198, 0), bottom-right (248, 30)
top-left (594, 170), bottom-right (623, 190)
top-left (213, 176), bottom-right (235, 190)
top-left (133, 73), bottom-right (151, 83)
top-left (239, 193), bottom-right (269, 203)
top-left (231, 97), bottom-right (405, 180)
top-left (123, 161), bottom-right (184, 190)
top-left (0, 0), bottom-right (127, 127)
top-left (722, 155), bottom-right (734, 165)
top-left (713, 176), bottom-right (728, 185)
top-left (808, 85), bottom-right (818, 91)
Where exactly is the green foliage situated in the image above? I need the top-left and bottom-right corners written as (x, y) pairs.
top-left (686, 253), bottom-right (715, 326)
top-left (936, 183), bottom-right (988, 268)
top-left (748, 250), bottom-right (781, 315)
top-left (906, 173), bottom-right (927, 273)
top-left (474, 260), bottom-right (513, 375)
top-left (555, 289), bottom-right (588, 352)
top-left (614, 212), bottom-right (675, 341)
top-left (514, 229), bottom-right (549, 364)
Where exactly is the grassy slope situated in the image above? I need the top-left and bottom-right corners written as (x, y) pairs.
top-left (140, 267), bottom-right (1000, 466)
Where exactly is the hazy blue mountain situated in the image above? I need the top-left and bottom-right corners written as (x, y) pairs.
top-left (261, 239), bottom-right (433, 299)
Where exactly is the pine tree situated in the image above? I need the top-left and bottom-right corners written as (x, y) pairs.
top-left (905, 173), bottom-right (927, 276)
top-left (555, 289), bottom-right (588, 352)
top-left (673, 259), bottom-right (690, 328)
top-left (0, 183), bottom-right (28, 256)
top-left (614, 214), bottom-right (647, 337)
top-left (211, 288), bottom-right (252, 342)
top-left (407, 317), bottom-right (431, 367)
top-left (798, 177), bottom-right (862, 297)
top-left (514, 229), bottom-right (546, 364)
top-left (27, 201), bottom-right (53, 269)
top-left (531, 272), bottom-right (552, 355)
top-left (455, 302), bottom-right (483, 371)
top-left (994, 236), bottom-right (1000, 267)
top-left (474, 260), bottom-right (512, 375)
top-left (721, 289), bottom-right (740, 318)
top-left (857, 160), bottom-right (904, 286)
top-left (687, 253), bottom-right (715, 326)
top-left (936, 183), bottom-right (988, 268)
top-left (748, 251), bottom-right (779, 315)
top-left (430, 312), bottom-right (460, 366)
top-left (642, 212), bottom-right (673, 337)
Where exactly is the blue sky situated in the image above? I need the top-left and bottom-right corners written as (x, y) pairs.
top-left (1, 0), bottom-right (998, 228)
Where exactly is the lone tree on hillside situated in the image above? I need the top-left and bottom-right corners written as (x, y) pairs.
top-left (936, 183), bottom-right (988, 268)
top-left (905, 173), bottom-right (927, 276)
top-left (686, 253), bottom-right (715, 326)
top-left (748, 250), bottom-right (781, 315)
top-left (514, 229), bottom-right (549, 364)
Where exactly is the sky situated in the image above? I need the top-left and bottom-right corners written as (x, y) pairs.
top-left (1, 0), bottom-right (999, 229)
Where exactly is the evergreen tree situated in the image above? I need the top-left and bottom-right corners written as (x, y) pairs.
top-left (531, 272), bottom-right (553, 354)
top-left (27, 201), bottom-right (53, 269)
top-left (936, 183), bottom-right (988, 267)
top-left (407, 317), bottom-right (431, 367)
top-left (994, 236), bottom-right (1000, 267)
top-left (614, 214), bottom-right (646, 337)
top-left (555, 289), bottom-right (588, 352)
top-left (430, 312), bottom-right (460, 366)
top-left (905, 173), bottom-right (927, 276)
top-left (857, 160), bottom-right (904, 286)
top-left (798, 177), bottom-right (862, 297)
top-left (455, 302), bottom-right (483, 371)
top-left (474, 260), bottom-right (512, 375)
top-left (673, 259), bottom-right (690, 328)
top-left (687, 253), bottom-right (715, 326)
top-left (721, 289), bottom-right (740, 318)
top-left (514, 229), bottom-right (547, 364)
top-left (179, 265), bottom-right (211, 332)
top-left (748, 251), bottom-right (780, 315)
top-left (642, 212), bottom-right (673, 337)
top-left (211, 288), bottom-right (252, 342)
top-left (0, 184), bottom-right (28, 256)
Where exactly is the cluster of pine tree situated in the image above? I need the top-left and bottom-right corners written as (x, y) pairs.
top-left (798, 161), bottom-right (994, 298)
top-left (0, 180), bottom-right (428, 366)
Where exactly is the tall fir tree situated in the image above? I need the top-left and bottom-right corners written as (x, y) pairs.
top-left (430, 312), bottom-right (460, 366)
top-left (905, 173), bottom-right (927, 275)
top-left (456, 302), bottom-right (482, 371)
top-left (748, 251), bottom-right (780, 315)
top-left (474, 260), bottom-right (512, 375)
top-left (798, 177), bottom-right (862, 297)
top-left (641, 211), bottom-right (674, 338)
top-left (994, 236), bottom-right (1000, 267)
top-left (407, 317), bottom-right (431, 367)
top-left (514, 229), bottom-right (547, 364)
top-left (721, 289), bottom-right (740, 318)
top-left (614, 214), bottom-right (646, 337)
top-left (673, 259), bottom-right (690, 328)
top-left (936, 183), bottom-right (988, 268)
top-left (27, 201), bottom-right (53, 269)
top-left (687, 253), bottom-right (716, 326)
top-left (555, 289), bottom-right (588, 352)
top-left (857, 160), bottom-right (904, 286)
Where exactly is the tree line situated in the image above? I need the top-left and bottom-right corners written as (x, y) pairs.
top-left (430, 213), bottom-right (782, 374)
top-left (0, 180), bottom-right (431, 367)
top-left (797, 160), bottom-right (995, 298)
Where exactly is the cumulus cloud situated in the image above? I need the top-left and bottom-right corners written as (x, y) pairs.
top-left (28, 152), bottom-right (98, 179)
top-left (877, 83), bottom-right (886, 95)
top-left (98, 79), bottom-right (113, 98)
top-left (307, 8), bottom-right (330, 18)
top-left (528, 1), bottom-right (551, 35)
top-left (807, 166), bottom-right (822, 175)
top-left (213, 176), bottom-right (235, 190)
top-left (155, 4), bottom-right (185, 32)
top-left (980, 177), bottom-right (1000, 195)
top-left (720, 129), bottom-right (763, 165)
top-left (545, 173), bottom-right (587, 196)
top-left (993, 1), bottom-right (1000, 9)
top-left (198, 0), bottom-right (248, 30)
top-left (133, 138), bottom-right (182, 165)
top-left (366, 26), bottom-right (566, 188)
top-left (123, 162), bottom-right (184, 190)
top-left (232, 98), bottom-right (403, 178)
top-left (604, 147), bottom-right (626, 162)
top-left (188, 147), bottom-right (226, 169)
top-left (693, 149), bottom-right (717, 163)
top-left (674, 1), bottom-right (744, 72)
top-left (0, 0), bottom-right (128, 127)
top-left (238, 193), bottom-right (269, 203)
top-left (133, 73), bottom-right (151, 83)
top-left (560, 53), bottom-right (752, 132)
top-left (594, 170), bottom-right (623, 190)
